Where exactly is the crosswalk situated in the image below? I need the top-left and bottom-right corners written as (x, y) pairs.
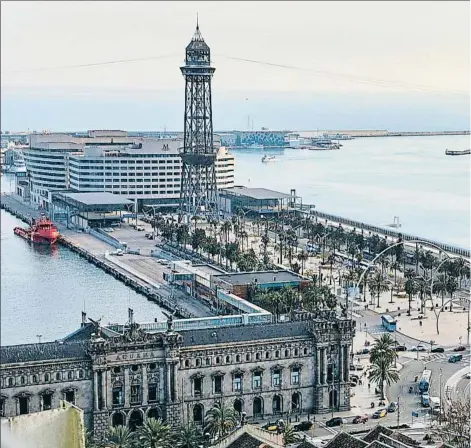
top-left (423, 353), bottom-right (469, 365)
top-left (365, 325), bottom-right (389, 335)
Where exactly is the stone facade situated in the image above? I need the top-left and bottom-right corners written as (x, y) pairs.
top-left (0, 313), bottom-right (355, 440)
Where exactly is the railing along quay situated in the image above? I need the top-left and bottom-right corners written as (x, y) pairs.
top-left (298, 207), bottom-right (470, 258)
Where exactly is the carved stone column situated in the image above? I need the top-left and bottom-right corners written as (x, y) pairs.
top-left (101, 370), bottom-right (107, 409)
top-left (323, 348), bottom-right (328, 385)
top-left (339, 346), bottom-right (344, 383)
top-left (142, 365), bottom-right (148, 406)
top-left (93, 370), bottom-right (99, 411)
top-left (106, 369), bottom-right (112, 410)
top-left (124, 368), bottom-right (130, 408)
top-left (344, 346), bottom-right (349, 382)
top-left (316, 348), bottom-right (321, 385)
top-left (166, 363), bottom-right (172, 403)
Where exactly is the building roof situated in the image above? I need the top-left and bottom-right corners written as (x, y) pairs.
top-left (180, 321), bottom-right (311, 347)
top-left (225, 433), bottom-right (275, 448)
top-left (0, 341), bottom-right (89, 365)
top-left (222, 187), bottom-right (292, 200)
top-left (363, 427), bottom-right (394, 444)
top-left (386, 433), bottom-right (420, 447)
top-left (324, 432), bottom-right (368, 448)
top-left (214, 270), bottom-right (304, 286)
top-left (58, 192), bottom-right (133, 206)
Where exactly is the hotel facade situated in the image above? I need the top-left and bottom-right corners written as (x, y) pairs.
top-left (22, 131), bottom-right (234, 210)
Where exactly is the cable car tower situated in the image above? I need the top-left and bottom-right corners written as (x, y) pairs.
top-left (179, 20), bottom-right (219, 222)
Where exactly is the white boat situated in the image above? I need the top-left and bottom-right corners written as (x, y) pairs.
top-left (261, 155), bottom-right (277, 163)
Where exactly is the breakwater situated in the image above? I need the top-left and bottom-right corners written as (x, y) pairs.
top-left (0, 195), bottom-right (193, 319)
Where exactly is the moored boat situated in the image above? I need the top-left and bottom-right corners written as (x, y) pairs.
top-left (14, 214), bottom-right (60, 245)
top-left (261, 155), bottom-right (277, 163)
top-left (445, 149), bottom-right (470, 156)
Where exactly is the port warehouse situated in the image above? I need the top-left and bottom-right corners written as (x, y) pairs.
top-left (51, 191), bottom-right (133, 229)
top-left (19, 131), bottom-right (234, 212)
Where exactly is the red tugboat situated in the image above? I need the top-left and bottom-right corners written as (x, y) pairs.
top-left (14, 214), bottom-right (60, 245)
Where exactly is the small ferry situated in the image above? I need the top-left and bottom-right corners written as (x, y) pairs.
top-left (14, 214), bottom-right (60, 245)
top-left (261, 155), bottom-right (277, 163)
top-left (445, 149), bottom-right (470, 156)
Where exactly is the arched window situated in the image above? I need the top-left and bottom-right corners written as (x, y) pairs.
top-left (256, 353), bottom-right (261, 361)
top-left (56, 372), bottom-right (61, 381)
top-left (304, 348), bottom-right (308, 355)
top-left (112, 412), bottom-right (124, 427)
top-left (273, 395), bottom-right (283, 415)
top-left (32, 375), bottom-right (38, 384)
top-left (265, 352), bottom-right (270, 359)
top-left (275, 350), bottom-right (280, 358)
top-left (215, 356), bottom-right (221, 365)
top-left (284, 349), bottom-right (289, 357)
top-left (68, 371), bottom-right (73, 380)
top-left (196, 358), bottom-right (201, 367)
top-left (44, 373), bottom-right (50, 382)
top-left (147, 407), bottom-right (160, 421)
top-left (113, 367), bottom-right (121, 374)
top-left (20, 376), bottom-right (25, 385)
top-left (78, 370), bottom-right (84, 379)
top-left (128, 409), bottom-right (144, 432)
top-left (291, 392), bottom-right (301, 412)
top-left (8, 378), bottom-right (13, 387)
top-left (246, 354), bottom-right (250, 361)
top-left (131, 365), bottom-right (139, 372)
top-left (236, 355), bottom-right (241, 363)
top-left (225, 356), bottom-right (230, 364)
top-left (294, 348), bottom-right (299, 356)
top-left (206, 358), bottom-right (211, 366)
top-left (233, 398), bottom-right (243, 414)
top-left (185, 359), bottom-right (190, 368)
top-left (193, 403), bottom-right (204, 423)
top-left (253, 397), bottom-right (263, 417)
top-left (149, 363), bottom-right (157, 371)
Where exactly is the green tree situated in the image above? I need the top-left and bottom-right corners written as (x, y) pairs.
top-left (103, 426), bottom-right (136, 448)
top-left (368, 357), bottom-right (399, 401)
top-left (404, 269), bottom-right (418, 316)
top-left (446, 276), bottom-right (459, 312)
top-left (282, 424), bottom-right (301, 446)
top-left (136, 418), bottom-right (171, 448)
top-left (204, 404), bottom-right (238, 440)
top-left (369, 334), bottom-right (397, 365)
top-left (368, 272), bottom-right (390, 308)
top-left (431, 397), bottom-right (470, 448)
top-left (297, 250), bottom-right (309, 275)
top-left (433, 273), bottom-right (448, 308)
top-left (177, 423), bottom-right (204, 448)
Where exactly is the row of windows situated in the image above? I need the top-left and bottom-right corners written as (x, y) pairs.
top-left (184, 348), bottom-right (308, 368)
top-left (3, 369), bottom-right (85, 387)
top-left (192, 368), bottom-right (301, 397)
top-left (112, 383), bottom-right (159, 407)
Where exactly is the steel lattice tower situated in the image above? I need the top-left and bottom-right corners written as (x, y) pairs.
top-left (179, 22), bottom-right (219, 222)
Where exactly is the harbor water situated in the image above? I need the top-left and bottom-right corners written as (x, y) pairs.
top-left (233, 135), bottom-right (470, 248)
top-left (1, 135), bottom-right (469, 345)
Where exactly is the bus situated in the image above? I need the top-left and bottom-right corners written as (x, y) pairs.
top-left (419, 370), bottom-right (432, 393)
top-left (381, 314), bottom-right (397, 332)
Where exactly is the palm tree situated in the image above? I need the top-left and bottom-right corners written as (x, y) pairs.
top-left (103, 426), bottom-right (136, 448)
top-left (177, 423), bottom-right (204, 448)
top-left (136, 418), bottom-right (171, 448)
top-left (368, 356), bottom-right (400, 401)
top-left (433, 274), bottom-right (448, 308)
top-left (368, 272), bottom-right (390, 308)
top-left (204, 404), bottom-right (238, 440)
top-left (297, 250), bottom-right (309, 275)
top-left (282, 424), bottom-right (300, 446)
top-left (390, 260), bottom-right (402, 287)
top-left (446, 277), bottom-right (459, 312)
top-left (369, 334), bottom-right (397, 365)
top-left (280, 285), bottom-right (299, 317)
top-left (404, 276), bottom-right (418, 316)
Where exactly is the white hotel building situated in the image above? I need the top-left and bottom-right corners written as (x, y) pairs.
top-left (22, 131), bottom-right (234, 210)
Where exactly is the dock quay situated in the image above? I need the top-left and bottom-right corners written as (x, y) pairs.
top-left (1, 193), bottom-right (195, 319)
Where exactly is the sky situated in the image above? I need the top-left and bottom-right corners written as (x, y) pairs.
top-left (1, 1), bottom-right (470, 132)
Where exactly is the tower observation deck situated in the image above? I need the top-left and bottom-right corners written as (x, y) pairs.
top-left (179, 22), bottom-right (219, 221)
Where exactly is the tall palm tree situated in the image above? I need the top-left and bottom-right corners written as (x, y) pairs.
top-left (390, 260), bottom-right (402, 287)
top-left (404, 269), bottom-right (417, 316)
top-left (368, 272), bottom-right (390, 308)
top-left (297, 250), bottom-right (309, 275)
top-left (369, 334), bottom-right (397, 365)
top-left (103, 426), bottom-right (136, 448)
top-left (177, 423), bottom-right (204, 448)
top-left (433, 274), bottom-right (448, 308)
top-left (204, 404), bottom-right (238, 440)
top-left (136, 418), bottom-right (172, 448)
top-left (368, 357), bottom-right (400, 401)
top-left (446, 277), bottom-right (459, 312)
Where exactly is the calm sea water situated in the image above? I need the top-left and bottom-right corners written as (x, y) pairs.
top-left (1, 176), bottom-right (165, 346)
top-left (1, 135), bottom-right (469, 345)
top-left (232, 135), bottom-right (470, 248)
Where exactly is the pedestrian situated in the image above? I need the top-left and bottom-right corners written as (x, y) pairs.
top-left (368, 383), bottom-right (371, 390)
top-left (359, 379), bottom-right (363, 385)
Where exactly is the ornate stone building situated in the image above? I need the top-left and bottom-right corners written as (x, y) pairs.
top-left (0, 311), bottom-right (355, 439)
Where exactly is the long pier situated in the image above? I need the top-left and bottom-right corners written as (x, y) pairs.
top-left (0, 194), bottom-right (194, 319)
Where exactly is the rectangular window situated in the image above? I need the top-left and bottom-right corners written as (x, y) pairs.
top-left (273, 370), bottom-right (281, 387)
top-left (112, 387), bottom-right (124, 406)
top-left (43, 393), bottom-right (52, 410)
top-left (291, 368), bottom-right (300, 385)
top-left (65, 391), bottom-right (75, 404)
top-left (19, 397), bottom-right (29, 415)
top-left (233, 375), bottom-right (242, 392)
top-left (194, 378), bottom-right (202, 396)
top-left (130, 385), bottom-right (141, 404)
top-left (252, 373), bottom-right (262, 389)
top-left (327, 365), bottom-right (333, 384)
top-left (214, 376), bottom-right (222, 395)
top-left (148, 383), bottom-right (158, 402)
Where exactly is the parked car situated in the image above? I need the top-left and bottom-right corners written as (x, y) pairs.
top-left (373, 409), bottom-right (387, 419)
top-left (387, 401), bottom-right (399, 413)
top-left (394, 345), bottom-right (407, 352)
top-left (410, 345), bottom-right (427, 352)
top-left (326, 417), bottom-right (347, 427)
top-left (350, 374), bottom-right (360, 382)
top-left (454, 346), bottom-right (466, 352)
top-left (449, 354), bottom-right (463, 363)
top-left (262, 422), bottom-right (278, 432)
top-left (356, 348), bottom-right (370, 355)
top-left (355, 364), bottom-right (365, 371)
top-left (294, 421), bottom-right (313, 431)
top-left (352, 415), bottom-right (368, 424)
top-left (465, 372), bottom-right (471, 379)
top-left (136, 227), bottom-right (145, 232)
top-left (431, 347), bottom-right (445, 353)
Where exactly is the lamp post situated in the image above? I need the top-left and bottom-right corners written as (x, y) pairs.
top-left (439, 368), bottom-right (443, 424)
